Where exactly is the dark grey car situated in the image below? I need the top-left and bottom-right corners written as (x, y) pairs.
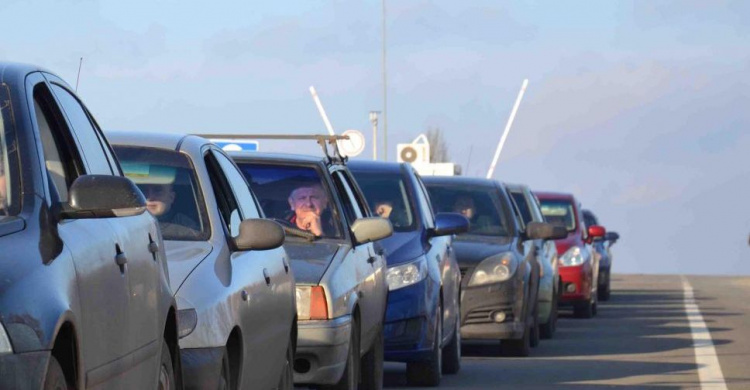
top-left (110, 133), bottom-right (296, 390)
top-left (0, 63), bottom-right (179, 389)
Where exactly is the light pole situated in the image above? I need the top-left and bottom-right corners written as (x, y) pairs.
top-left (382, 0), bottom-right (388, 161)
top-left (369, 111), bottom-right (380, 160)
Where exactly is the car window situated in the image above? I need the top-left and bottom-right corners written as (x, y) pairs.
top-left (340, 170), bottom-right (371, 218)
top-left (33, 84), bottom-right (85, 204)
top-left (539, 199), bottom-right (577, 232)
top-left (351, 169), bottom-right (416, 232)
top-left (510, 191), bottom-right (533, 227)
top-left (114, 146), bottom-right (210, 241)
top-left (415, 175), bottom-right (437, 229)
top-left (49, 83), bottom-right (114, 175)
top-left (235, 161), bottom-right (343, 238)
top-left (0, 84), bottom-right (18, 218)
top-left (426, 184), bottom-right (510, 237)
top-left (331, 170), bottom-right (364, 225)
top-left (205, 152), bottom-right (243, 238)
top-left (211, 150), bottom-right (261, 219)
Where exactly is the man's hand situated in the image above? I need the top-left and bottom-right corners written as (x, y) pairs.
top-left (297, 211), bottom-right (323, 236)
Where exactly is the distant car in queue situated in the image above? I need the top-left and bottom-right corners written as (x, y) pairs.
top-left (349, 160), bottom-right (468, 386)
top-left (423, 176), bottom-right (565, 357)
top-left (582, 209), bottom-right (619, 301)
top-left (111, 133), bottom-right (296, 390)
top-left (506, 184), bottom-right (562, 339)
top-left (535, 192), bottom-right (606, 318)
top-left (231, 152), bottom-right (391, 389)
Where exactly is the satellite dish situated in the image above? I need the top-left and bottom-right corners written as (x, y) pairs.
top-left (340, 129), bottom-right (365, 157)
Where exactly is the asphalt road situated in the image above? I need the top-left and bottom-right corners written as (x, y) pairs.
top-left (382, 274), bottom-right (750, 389)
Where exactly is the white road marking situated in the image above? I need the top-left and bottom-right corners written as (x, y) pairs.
top-left (682, 276), bottom-right (728, 390)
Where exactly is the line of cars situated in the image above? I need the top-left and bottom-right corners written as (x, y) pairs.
top-left (0, 63), bottom-right (619, 389)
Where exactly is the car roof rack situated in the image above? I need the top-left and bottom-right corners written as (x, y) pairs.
top-left (193, 134), bottom-right (350, 165)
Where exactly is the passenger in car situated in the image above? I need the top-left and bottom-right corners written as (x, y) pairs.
top-left (141, 182), bottom-right (200, 238)
top-left (453, 195), bottom-right (476, 220)
top-left (287, 182), bottom-right (335, 237)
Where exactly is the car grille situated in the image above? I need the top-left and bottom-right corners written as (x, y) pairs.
top-left (464, 305), bottom-right (514, 325)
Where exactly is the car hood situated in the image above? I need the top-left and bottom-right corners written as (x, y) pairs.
top-left (378, 231), bottom-right (425, 266)
top-left (283, 240), bottom-right (341, 285)
top-left (164, 240), bottom-right (213, 293)
top-left (453, 235), bottom-right (514, 268)
top-left (553, 234), bottom-right (582, 256)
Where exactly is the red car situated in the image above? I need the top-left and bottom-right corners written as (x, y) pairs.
top-left (534, 192), bottom-right (605, 318)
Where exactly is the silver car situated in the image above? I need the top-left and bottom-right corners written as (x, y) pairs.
top-left (111, 133), bottom-right (296, 390)
top-left (231, 152), bottom-right (391, 389)
top-left (507, 184), bottom-right (561, 339)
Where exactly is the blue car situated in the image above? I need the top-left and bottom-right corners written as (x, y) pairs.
top-left (348, 161), bottom-right (468, 387)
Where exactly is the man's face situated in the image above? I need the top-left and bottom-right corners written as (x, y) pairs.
top-left (454, 196), bottom-right (475, 220)
top-left (289, 185), bottom-right (327, 216)
top-left (142, 184), bottom-right (175, 217)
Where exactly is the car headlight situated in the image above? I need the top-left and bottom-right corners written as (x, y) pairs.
top-left (560, 246), bottom-right (585, 266)
top-left (468, 253), bottom-right (517, 287)
top-left (0, 322), bottom-right (13, 355)
top-left (296, 286), bottom-right (329, 320)
top-left (386, 257), bottom-right (428, 291)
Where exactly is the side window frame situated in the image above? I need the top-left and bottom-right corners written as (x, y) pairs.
top-left (413, 173), bottom-right (436, 230)
top-left (203, 149), bottom-right (242, 239)
top-left (330, 169), bottom-right (362, 224)
top-left (210, 148), bottom-right (262, 219)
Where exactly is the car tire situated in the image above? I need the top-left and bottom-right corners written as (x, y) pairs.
top-left (157, 339), bottom-right (176, 390)
top-left (540, 290), bottom-right (558, 339)
top-left (218, 347), bottom-right (232, 390)
top-left (406, 308), bottom-right (442, 387)
top-left (574, 300), bottom-right (594, 319)
top-left (322, 316), bottom-right (360, 390)
top-left (360, 326), bottom-right (384, 390)
top-left (529, 304), bottom-right (540, 348)
top-left (277, 335), bottom-right (295, 390)
top-left (598, 280), bottom-right (611, 302)
top-left (441, 316), bottom-right (461, 375)
top-left (43, 355), bottom-right (70, 390)
top-left (502, 319), bottom-right (531, 357)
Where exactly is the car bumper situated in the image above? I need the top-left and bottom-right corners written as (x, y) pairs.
top-left (559, 263), bottom-right (592, 303)
top-left (459, 277), bottom-right (526, 340)
top-left (382, 278), bottom-right (439, 362)
top-left (180, 347), bottom-right (225, 390)
top-left (293, 315), bottom-right (352, 385)
top-left (0, 350), bottom-right (49, 390)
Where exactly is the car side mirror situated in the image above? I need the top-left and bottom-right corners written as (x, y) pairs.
top-left (588, 225), bottom-right (606, 239)
top-left (234, 219), bottom-right (285, 250)
top-left (525, 222), bottom-right (567, 241)
top-left (431, 213), bottom-right (469, 237)
top-left (351, 217), bottom-right (393, 245)
top-left (63, 175), bottom-right (146, 219)
top-left (605, 231), bottom-right (619, 245)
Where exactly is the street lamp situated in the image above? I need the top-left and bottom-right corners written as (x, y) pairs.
top-left (369, 111), bottom-right (380, 160)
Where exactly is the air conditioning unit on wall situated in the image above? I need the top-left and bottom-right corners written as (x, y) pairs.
top-left (397, 134), bottom-right (430, 164)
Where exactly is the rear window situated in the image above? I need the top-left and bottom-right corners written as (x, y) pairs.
top-left (426, 184), bottom-right (509, 237)
top-left (235, 162), bottom-right (343, 239)
top-left (350, 170), bottom-right (416, 232)
top-left (539, 199), bottom-right (577, 232)
top-left (0, 84), bottom-right (19, 219)
top-left (113, 146), bottom-right (210, 241)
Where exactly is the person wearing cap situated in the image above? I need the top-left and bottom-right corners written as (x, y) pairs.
top-left (287, 182), bottom-right (336, 237)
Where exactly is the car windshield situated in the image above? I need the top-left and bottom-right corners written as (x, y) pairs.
top-left (235, 162), bottom-right (343, 239)
top-left (113, 146), bottom-right (210, 241)
top-left (426, 184), bottom-right (509, 237)
top-left (0, 84), bottom-right (17, 219)
top-left (539, 199), bottom-right (577, 232)
top-left (350, 170), bottom-right (416, 232)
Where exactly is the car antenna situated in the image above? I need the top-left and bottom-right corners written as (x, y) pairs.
top-left (486, 78), bottom-right (528, 179)
top-left (75, 57), bottom-right (84, 93)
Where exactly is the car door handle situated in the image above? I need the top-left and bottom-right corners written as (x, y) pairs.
top-left (446, 246), bottom-right (452, 255)
top-left (367, 256), bottom-right (377, 265)
top-left (115, 252), bottom-right (127, 266)
top-left (282, 258), bottom-right (289, 274)
top-left (148, 241), bottom-right (159, 254)
top-left (263, 268), bottom-right (271, 285)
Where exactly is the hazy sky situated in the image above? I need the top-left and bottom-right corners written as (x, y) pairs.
top-left (2, 0), bottom-right (748, 274)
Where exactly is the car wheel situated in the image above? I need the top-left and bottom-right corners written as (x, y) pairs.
top-left (157, 339), bottom-right (176, 390)
top-left (360, 326), bottom-right (383, 390)
top-left (321, 316), bottom-right (360, 390)
top-left (598, 277), bottom-right (611, 301)
top-left (529, 299), bottom-right (540, 348)
top-left (592, 291), bottom-right (599, 316)
top-left (574, 300), bottom-right (594, 319)
top-left (540, 289), bottom-right (558, 339)
top-left (43, 356), bottom-right (70, 390)
top-left (406, 308), bottom-right (442, 387)
top-left (277, 334), bottom-right (295, 390)
top-left (442, 316), bottom-right (461, 375)
top-left (218, 347), bottom-right (232, 390)
top-left (502, 320), bottom-right (531, 357)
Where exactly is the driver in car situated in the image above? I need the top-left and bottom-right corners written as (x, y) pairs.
top-left (287, 182), bottom-right (334, 237)
top-left (141, 183), bottom-right (200, 239)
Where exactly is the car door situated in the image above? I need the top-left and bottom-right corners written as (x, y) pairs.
top-left (205, 149), bottom-right (289, 389)
top-left (526, 189), bottom-right (558, 288)
top-left (29, 75), bottom-right (133, 386)
top-left (330, 168), bottom-right (385, 351)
